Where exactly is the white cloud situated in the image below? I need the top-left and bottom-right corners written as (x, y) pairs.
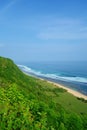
top-left (38, 32), bottom-right (87, 40)
top-left (35, 17), bottom-right (87, 40)
top-left (0, 44), bottom-right (4, 47)
top-left (80, 27), bottom-right (87, 32)
top-left (0, 0), bottom-right (17, 15)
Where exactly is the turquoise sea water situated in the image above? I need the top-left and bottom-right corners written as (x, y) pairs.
top-left (18, 61), bottom-right (87, 95)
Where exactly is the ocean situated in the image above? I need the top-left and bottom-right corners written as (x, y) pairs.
top-left (17, 61), bottom-right (87, 96)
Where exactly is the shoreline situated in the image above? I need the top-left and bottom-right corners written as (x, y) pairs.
top-left (47, 80), bottom-right (87, 100)
top-left (24, 72), bottom-right (87, 100)
top-left (40, 78), bottom-right (87, 100)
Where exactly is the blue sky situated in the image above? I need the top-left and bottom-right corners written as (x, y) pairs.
top-left (0, 0), bottom-right (87, 62)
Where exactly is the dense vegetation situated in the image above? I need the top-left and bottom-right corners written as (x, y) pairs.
top-left (0, 56), bottom-right (87, 130)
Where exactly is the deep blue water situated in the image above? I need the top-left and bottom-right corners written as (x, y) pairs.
top-left (17, 61), bottom-right (87, 96)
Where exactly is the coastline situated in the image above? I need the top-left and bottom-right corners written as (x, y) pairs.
top-left (40, 78), bottom-right (87, 100)
top-left (24, 72), bottom-right (87, 100)
top-left (47, 80), bottom-right (87, 100)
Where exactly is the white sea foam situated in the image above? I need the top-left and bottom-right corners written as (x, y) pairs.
top-left (17, 64), bottom-right (87, 84)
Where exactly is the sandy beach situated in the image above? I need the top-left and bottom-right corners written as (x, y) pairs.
top-left (47, 80), bottom-right (87, 100)
top-left (24, 72), bottom-right (87, 100)
top-left (39, 77), bottom-right (87, 100)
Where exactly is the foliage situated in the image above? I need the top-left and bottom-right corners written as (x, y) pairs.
top-left (0, 56), bottom-right (87, 130)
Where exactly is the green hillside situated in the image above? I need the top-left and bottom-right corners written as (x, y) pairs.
top-left (0, 56), bottom-right (87, 130)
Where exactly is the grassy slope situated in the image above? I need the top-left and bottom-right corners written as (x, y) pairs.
top-left (0, 56), bottom-right (87, 130)
top-left (30, 78), bottom-right (87, 114)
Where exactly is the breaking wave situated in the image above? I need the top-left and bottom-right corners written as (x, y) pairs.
top-left (17, 64), bottom-right (87, 84)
